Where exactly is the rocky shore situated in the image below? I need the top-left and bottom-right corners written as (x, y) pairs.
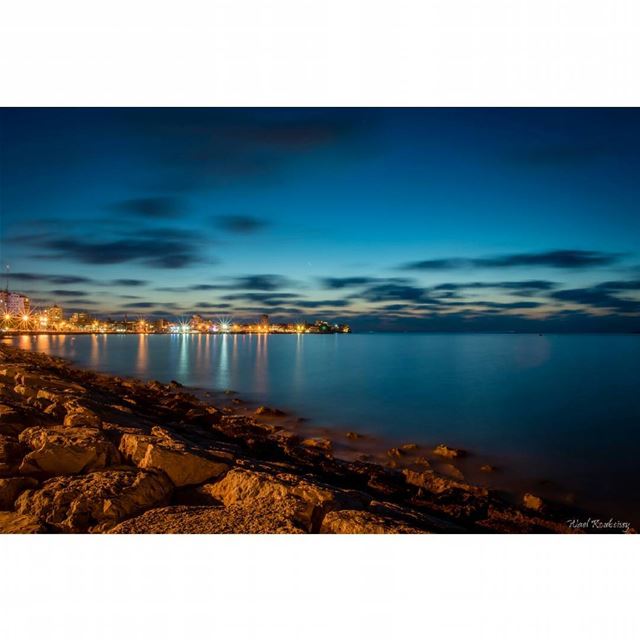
top-left (0, 343), bottom-right (617, 534)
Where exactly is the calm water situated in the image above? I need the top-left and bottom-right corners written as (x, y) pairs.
top-left (8, 333), bottom-right (640, 524)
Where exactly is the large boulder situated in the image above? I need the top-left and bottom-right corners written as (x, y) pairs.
top-left (0, 477), bottom-right (38, 509)
top-left (15, 468), bottom-right (173, 532)
top-left (0, 511), bottom-right (47, 534)
top-left (0, 434), bottom-right (25, 477)
top-left (63, 405), bottom-right (102, 429)
top-left (320, 510), bottom-right (425, 534)
top-left (18, 425), bottom-right (121, 475)
top-left (203, 467), bottom-right (369, 532)
top-left (119, 432), bottom-right (232, 487)
top-left (109, 502), bottom-right (306, 534)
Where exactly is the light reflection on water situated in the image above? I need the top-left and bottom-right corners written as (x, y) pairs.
top-left (8, 332), bottom-right (640, 523)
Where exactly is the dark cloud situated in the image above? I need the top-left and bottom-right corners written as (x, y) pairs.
top-left (320, 276), bottom-right (391, 289)
top-left (214, 215), bottom-right (269, 234)
top-left (550, 288), bottom-right (640, 313)
top-left (233, 275), bottom-right (293, 291)
top-left (117, 108), bottom-right (368, 192)
top-left (432, 280), bottom-right (557, 291)
top-left (49, 289), bottom-right (89, 297)
top-left (31, 234), bottom-right (204, 269)
top-left (8, 272), bottom-right (94, 285)
top-left (595, 280), bottom-right (640, 291)
top-left (359, 283), bottom-right (431, 303)
top-left (110, 197), bottom-right (185, 219)
top-left (295, 299), bottom-right (352, 308)
top-left (110, 279), bottom-right (148, 287)
top-left (402, 250), bottom-right (621, 271)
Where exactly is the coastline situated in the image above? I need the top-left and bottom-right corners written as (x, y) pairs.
top-left (0, 343), bottom-right (632, 533)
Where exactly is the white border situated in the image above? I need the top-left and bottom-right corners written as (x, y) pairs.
top-left (1, 1), bottom-right (639, 638)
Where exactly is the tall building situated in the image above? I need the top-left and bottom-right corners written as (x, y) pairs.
top-left (0, 290), bottom-right (30, 316)
top-left (47, 304), bottom-right (63, 324)
top-left (259, 314), bottom-right (269, 329)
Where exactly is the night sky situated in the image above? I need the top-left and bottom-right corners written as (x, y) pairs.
top-left (1, 108), bottom-right (639, 331)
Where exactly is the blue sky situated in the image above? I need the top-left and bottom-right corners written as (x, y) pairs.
top-left (1, 108), bottom-right (639, 331)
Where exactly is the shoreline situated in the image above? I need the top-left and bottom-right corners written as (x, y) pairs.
top-left (0, 343), bottom-right (633, 533)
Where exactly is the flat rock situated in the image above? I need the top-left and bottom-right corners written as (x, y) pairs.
top-left (320, 509), bottom-right (425, 534)
top-left (109, 502), bottom-right (306, 534)
top-left (203, 467), bottom-right (368, 532)
top-left (119, 433), bottom-right (231, 487)
top-left (19, 425), bottom-right (121, 475)
top-left (0, 511), bottom-right (47, 534)
top-left (15, 468), bottom-right (173, 532)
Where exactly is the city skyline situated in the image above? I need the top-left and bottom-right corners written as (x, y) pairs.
top-left (1, 108), bottom-right (640, 332)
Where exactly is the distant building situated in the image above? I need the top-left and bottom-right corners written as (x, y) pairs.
top-left (47, 304), bottom-right (64, 324)
top-left (70, 312), bottom-right (94, 326)
top-left (259, 314), bottom-right (269, 329)
top-left (0, 290), bottom-right (30, 316)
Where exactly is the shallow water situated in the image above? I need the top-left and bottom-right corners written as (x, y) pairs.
top-left (8, 332), bottom-right (640, 525)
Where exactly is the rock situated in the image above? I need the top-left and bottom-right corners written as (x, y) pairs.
top-left (320, 510), bottom-right (425, 534)
top-left (0, 434), bottom-right (24, 476)
top-left (439, 463), bottom-right (465, 480)
top-left (203, 467), bottom-right (367, 532)
top-left (255, 406), bottom-right (286, 417)
top-left (18, 425), bottom-right (121, 475)
top-left (301, 437), bottom-right (332, 453)
top-left (345, 431), bottom-right (362, 440)
top-left (0, 477), bottom-right (39, 509)
top-left (387, 447), bottom-right (403, 458)
top-left (403, 468), bottom-right (487, 498)
top-left (13, 384), bottom-right (36, 398)
top-left (523, 493), bottom-right (544, 511)
top-left (480, 464), bottom-right (496, 473)
top-left (0, 511), bottom-right (47, 533)
top-left (119, 433), bottom-right (231, 487)
top-left (433, 444), bottom-right (466, 459)
top-left (109, 503), bottom-right (306, 534)
top-left (63, 405), bottom-right (102, 429)
top-left (15, 468), bottom-right (173, 532)
top-left (400, 443), bottom-right (418, 452)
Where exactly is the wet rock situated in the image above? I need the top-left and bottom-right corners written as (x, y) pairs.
top-left (400, 443), bottom-right (418, 452)
top-left (433, 444), bottom-right (466, 459)
top-left (387, 447), bottom-right (403, 458)
top-left (0, 477), bottom-right (39, 509)
top-left (119, 433), bottom-right (231, 487)
top-left (0, 511), bottom-right (47, 534)
top-left (346, 431), bottom-right (362, 440)
top-left (109, 502), bottom-right (305, 534)
top-left (15, 468), bottom-right (173, 532)
top-left (523, 493), bottom-right (544, 511)
top-left (18, 426), bottom-right (121, 475)
top-left (320, 510), bottom-right (425, 534)
top-left (480, 464), bottom-right (496, 473)
top-left (255, 406), bottom-right (286, 417)
top-left (301, 437), bottom-right (332, 453)
top-left (403, 468), bottom-right (487, 498)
